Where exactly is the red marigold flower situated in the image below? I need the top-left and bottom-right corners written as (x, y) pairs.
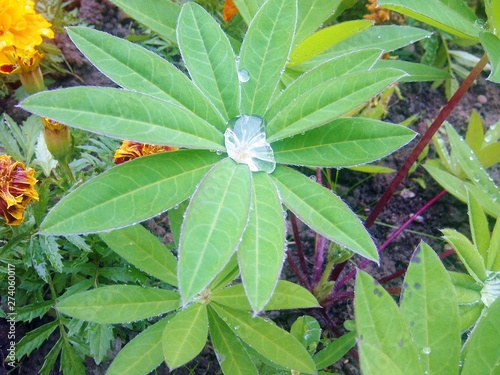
top-left (114, 140), bottom-right (178, 165)
top-left (0, 154), bottom-right (39, 225)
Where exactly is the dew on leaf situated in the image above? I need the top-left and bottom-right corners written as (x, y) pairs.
top-left (422, 346), bottom-right (431, 354)
top-left (238, 69), bottom-right (250, 83)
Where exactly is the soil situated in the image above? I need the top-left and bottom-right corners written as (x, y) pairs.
top-left (1, 1), bottom-right (500, 374)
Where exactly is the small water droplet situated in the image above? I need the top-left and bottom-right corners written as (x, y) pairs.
top-left (422, 346), bottom-right (431, 354)
top-left (238, 69), bottom-right (250, 83)
top-left (216, 150), bottom-right (223, 155)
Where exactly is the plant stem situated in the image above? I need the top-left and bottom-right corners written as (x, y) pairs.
top-left (289, 212), bottom-right (310, 281)
top-left (364, 53), bottom-right (489, 228)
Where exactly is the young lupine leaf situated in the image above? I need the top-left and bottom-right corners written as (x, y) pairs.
top-left (355, 270), bottom-right (422, 375)
top-left (289, 20), bottom-right (373, 67)
top-left (467, 191), bottom-right (491, 261)
top-left (100, 224), bottom-right (178, 286)
top-left (373, 60), bottom-right (451, 81)
top-left (239, 0), bottom-right (297, 116)
top-left (207, 306), bottom-right (259, 375)
top-left (313, 331), bottom-right (357, 369)
top-left (266, 69), bottom-right (406, 142)
top-left (271, 166), bottom-right (378, 262)
top-left (442, 229), bottom-right (487, 283)
top-left (465, 110), bottom-right (484, 153)
top-left (293, 0), bottom-right (342, 46)
top-left (16, 321), bottom-right (58, 359)
top-left (56, 286), bottom-right (180, 324)
top-left (87, 323), bottom-right (114, 365)
top-left (290, 316), bottom-right (322, 355)
top-left (107, 316), bottom-right (172, 375)
top-left (378, 0), bottom-right (479, 40)
top-left (400, 243), bottom-right (461, 375)
top-left (211, 303), bottom-right (317, 373)
top-left (162, 304), bottom-right (208, 370)
top-left (109, 0), bottom-right (179, 42)
top-left (178, 159), bottom-right (252, 303)
top-left (480, 31), bottom-right (500, 83)
top-left (272, 118), bottom-right (415, 167)
top-left (266, 49), bottom-right (384, 120)
top-left (233, 0), bottom-right (265, 24)
top-left (40, 151), bottom-right (222, 235)
top-left (66, 27), bottom-right (225, 132)
top-left (238, 172), bottom-right (285, 313)
top-left (21, 88), bottom-right (224, 151)
top-left (209, 254), bottom-right (240, 291)
top-left (488, 215), bottom-right (500, 271)
top-left (177, 3), bottom-right (239, 121)
top-left (211, 280), bottom-right (319, 310)
top-left (461, 298), bottom-right (500, 374)
top-left (296, 26), bottom-right (432, 70)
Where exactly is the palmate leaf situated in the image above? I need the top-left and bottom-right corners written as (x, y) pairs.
top-left (238, 172), bottom-right (285, 313)
top-left (39, 151), bottom-right (222, 235)
top-left (56, 285), bottom-right (180, 324)
top-left (177, 3), bottom-right (239, 121)
top-left (21, 88), bottom-right (224, 151)
top-left (178, 159), bottom-right (252, 303)
top-left (400, 243), bottom-right (461, 375)
top-left (66, 27), bottom-right (225, 132)
top-left (374, 60), bottom-right (451, 82)
top-left (271, 166), bottom-right (378, 262)
top-left (272, 117), bottom-right (416, 167)
top-left (233, 0), bottom-right (265, 24)
top-left (467, 191), bottom-right (491, 261)
top-left (293, 0), bottom-right (343, 46)
top-left (239, 0), bottom-right (297, 116)
top-left (313, 331), bottom-right (357, 369)
top-left (266, 69), bottom-right (406, 142)
top-left (480, 31), bottom-right (500, 83)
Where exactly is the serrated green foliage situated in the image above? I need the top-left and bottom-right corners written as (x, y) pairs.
top-left (211, 303), bottom-right (317, 373)
top-left (56, 285), bottom-right (180, 324)
top-left (178, 159), bottom-right (252, 302)
top-left (16, 321), bottom-right (58, 359)
top-left (207, 307), bottom-right (259, 375)
top-left (40, 151), bottom-right (222, 234)
top-left (177, 3), bottom-right (239, 120)
top-left (211, 280), bottom-right (319, 310)
top-left (239, 0), bottom-right (297, 116)
top-left (272, 117), bottom-right (415, 167)
top-left (107, 316), bottom-right (172, 375)
top-left (480, 31), bottom-right (500, 83)
top-left (39, 339), bottom-right (62, 375)
top-left (99, 224), bottom-right (178, 286)
top-left (271, 166), bottom-right (378, 262)
top-left (66, 27), bottom-right (226, 131)
top-left (1, 114), bottom-right (42, 164)
top-left (238, 173), bottom-right (285, 313)
top-left (60, 338), bottom-right (86, 375)
top-left (290, 316), bottom-right (321, 355)
top-left (355, 270), bottom-right (422, 375)
top-left (162, 304), bottom-right (208, 369)
top-left (400, 243), bottom-right (460, 375)
top-left (87, 323), bottom-right (114, 365)
top-left (313, 331), bottom-right (356, 370)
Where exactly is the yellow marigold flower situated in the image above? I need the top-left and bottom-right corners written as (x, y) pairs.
top-left (364, 0), bottom-right (391, 24)
top-left (0, 154), bottom-right (39, 226)
top-left (114, 140), bottom-right (178, 165)
top-left (0, 45), bottom-right (44, 74)
top-left (42, 118), bottom-right (73, 162)
top-left (0, 0), bottom-right (54, 51)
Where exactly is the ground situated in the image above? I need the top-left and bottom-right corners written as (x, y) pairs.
top-left (1, 0), bottom-right (500, 374)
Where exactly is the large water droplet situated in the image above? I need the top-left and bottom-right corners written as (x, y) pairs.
top-left (238, 69), bottom-right (250, 83)
top-left (224, 115), bottom-right (276, 173)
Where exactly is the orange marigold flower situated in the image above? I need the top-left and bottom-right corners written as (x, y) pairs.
top-left (0, 0), bottom-right (54, 51)
top-left (114, 140), bottom-right (178, 165)
top-left (364, 0), bottom-right (391, 24)
top-left (0, 45), bottom-right (44, 74)
top-left (222, 0), bottom-right (239, 22)
top-left (0, 154), bottom-right (39, 226)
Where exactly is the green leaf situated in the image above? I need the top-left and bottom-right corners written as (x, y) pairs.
top-left (400, 243), bottom-right (461, 375)
top-left (289, 20), bottom-right (373, 67)
top-left (178, 159), bottom-right (252, 302)
top-left (109, 0), bottom-right (179, 42)
top-left (211, 303), bottom-right (317, 373)
top-left (99, 224), bottom-right (178, 286)
top-left (378, 0), bottom-right (479, 40)
top-left (60, 339), bottom-right (85, 375)
top-left (488, 214), bottom-right (500, 271)
top-left (449, 271), bottom-right (482, 304)
top-left (239, 173), bottom-right (285, 313)
top-left (107, 316), bottom-right (172, 375)
top-left (87, 323), bottom-right (114, 365)
top-left (374, 60), bottom-right (451, 81)
top-left (210, 254), bottom-right (240, 291)
top-left (465, 110), bottom-right (484, 153)
top-left (296, 26), bottom-right (432, 70)
top-left (39, 338), bottom-right (62, 375)
top-left (239, 0), bottom-right (297, 116)
top-left (272, 117), bottom-right (415, 167)
top-left (207, 306), bottom-right (259, 375)
top-left (267, 49), bottom-right (384, 120)
top-left (480, 31), bottom-right (500, 83)
top-left (56, 285), bottom-right (180, 324)
top-left (40, 150), bottom-right (221, 235)
top-left (21, 88), bottom-right (224, 151)
top-left (16, 321), bottom-right (58, 359)
top-left (177, 3), bottom-right (239, 121)
top-left (294, 0), bottom-right (342, 46)
top-left (355, 270), bottom-right (422, 375)
top-left (313, 331), bottom-right (356, 370)
top-left (458, 302), bottom-right (484, 332)
top-left (461, 298), bottom-right (500, 374)
top-left (467, 191), bottom-right (491, 261)
top-left (211, 280), bottom-right (319, 310)
top-left (66, 27), bottom-right (225, 132)
top-left (271, 166), bottom-right (378, 262)
top-left (233, 0), bottom-right (265, 24)
top-left (290, 316), bottom-right (322, 355)
top-left (15, 300), bottom-right (54, 322)
top-left (266, 69), bottom-right (406, 142)
top-left (442, 229), bottom-right (487, 282)
top-left (162, 303), bottom-right (208, 369)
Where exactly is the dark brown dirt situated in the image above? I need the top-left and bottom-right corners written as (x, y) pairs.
top-left (2, 0), bottom-right (500, 374)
